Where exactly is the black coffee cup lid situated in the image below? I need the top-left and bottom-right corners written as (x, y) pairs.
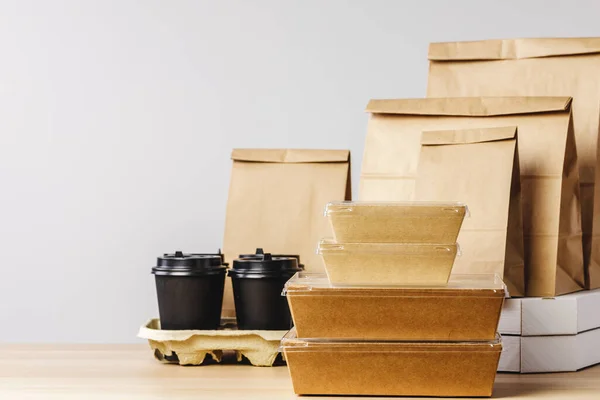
top-left (239, 248), bottom-right (301, 262)
top-left (152, 251), bottom-right (226, 276)
top-left (238, 247), bottom-right (266, 259)
top-left (188, 249), bottom-right (227, 266)
top-left (229, 248), bottom-right (301, 278)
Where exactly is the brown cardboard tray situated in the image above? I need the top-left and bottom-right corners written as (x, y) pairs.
top-left (137, 318), bottom-right (286, 366)
top-left (281, 330), bottom-right (502, 397)
top-left (325, 201), bottom-right (467, 243)
top-left (318, 239), bottom-right (458, 286)
top-left (285, 272), bottom-right (505, 341)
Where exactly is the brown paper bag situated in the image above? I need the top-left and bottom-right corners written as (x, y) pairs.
top-left (359, 97), bottom-right (583, 297)
top-left (427, 37), bottom-right (600, 290)
top-left (222, 149), bottom-right (351, 317)
top-left (414, 127), bottom-right (525, 296)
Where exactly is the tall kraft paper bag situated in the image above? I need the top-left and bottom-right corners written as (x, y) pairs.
top-left (427, 37), bottom-right (600, 290)
top-left (222, 149), bottom-right (351, 317)
top-left (359, 97), bottom-right (584, 297)
top-left (415, 127), bottom-right (525, 296)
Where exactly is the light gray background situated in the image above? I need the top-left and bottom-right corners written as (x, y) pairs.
top-left (1, 0), bottom-right (599, 343)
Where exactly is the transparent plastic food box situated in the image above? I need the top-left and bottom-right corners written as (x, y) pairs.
top-left (318, 239), bottom-right (459, 286)
top-left (281, 329), bottom-right (502, 397)
top-left (325, 201), bottom-right (467, 243)
top-left (284, 272), bottom-right (505, 341)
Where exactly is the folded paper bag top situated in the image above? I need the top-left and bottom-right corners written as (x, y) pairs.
top-left (361, 97), bottom-right (574, 188)
top-left (427, 38), bottom-right (600, 291)
top-left (421, 125), bottom-right (516, 144)
top-left (230, 148), bottom-right (349, 163)
top-left (359, 97), bottom-right (583, 297)
top-left (365, 96), bottom-right (571, 116)
top-left (428, 37), bottom-right (600, 60)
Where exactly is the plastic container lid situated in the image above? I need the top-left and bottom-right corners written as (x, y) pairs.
top-left (283, 272), bottom-right (507, 296)
top-left (324, 201), bottom-right (469, 216)
top-left (317, 239), bottom-right (461, 256)
top-left (152, 251), bottom-right (226, 276)
top-left (280, 328), bottom-right (502, 350)
top-left (229, 249), bottom-right (302, 279)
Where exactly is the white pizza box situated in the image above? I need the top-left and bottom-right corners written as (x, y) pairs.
top-left (498, 328), bottom-right (600, 373)
top-left (498, 289), bottom-right (600, 336)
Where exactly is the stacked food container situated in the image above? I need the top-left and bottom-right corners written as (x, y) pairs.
top-left (281, 201), bottom-right (506, 397)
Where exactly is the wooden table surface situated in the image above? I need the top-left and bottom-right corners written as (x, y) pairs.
top-left (1, 344), bottom-right (599, 399)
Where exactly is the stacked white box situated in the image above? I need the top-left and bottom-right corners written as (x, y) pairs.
top-left (497, 289), bottom-right (600, 373)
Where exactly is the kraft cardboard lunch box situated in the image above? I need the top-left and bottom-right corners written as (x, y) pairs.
top-left (281, 330), bottom-right (502, 397)
top-left (284, 272), bottom-right (505, 341)
top-left (325, 201), bottom-right (467, 243)
top-left (318, 239), bottom-right (459, 286)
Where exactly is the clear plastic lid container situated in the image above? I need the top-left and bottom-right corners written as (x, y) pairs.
top-left (324, 201), bottom-right (469, 216)
top-left (317, 239), bottom-right (461, 255)
top-left (284, 271), bottom-right (507, 295)
top-left (281, 328), bottom-right (502, 350)
top-left (324, 201), bottom-right (468, 243)
top-left (317, 239), bottom-right (460, 286)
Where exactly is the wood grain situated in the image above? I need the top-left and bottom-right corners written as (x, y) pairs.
top-left (0, 344), bottom-right (599, 399)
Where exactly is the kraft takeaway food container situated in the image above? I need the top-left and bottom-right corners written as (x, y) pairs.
top-left (325, 201), bottom-right (467, 243)
top-left (284, 272), bottom-right (505, 341)
top-left (281, 330), bottom-right (502, 397)
top-left (318, 239), bottom-right (459, 286)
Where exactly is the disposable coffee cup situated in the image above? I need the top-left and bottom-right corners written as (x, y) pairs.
top-left (152, 251), bottom-right (227, 330)
top-left (229, 249), bottom-right (301, 330)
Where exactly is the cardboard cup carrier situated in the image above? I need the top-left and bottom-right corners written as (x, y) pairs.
top-left (143, 250), bottom-right (295, 366)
